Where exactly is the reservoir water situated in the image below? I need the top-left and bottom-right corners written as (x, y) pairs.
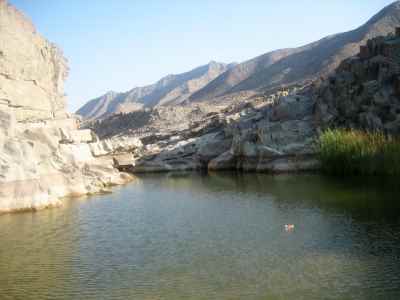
top-left (1, 173), bottom-right (400, 300)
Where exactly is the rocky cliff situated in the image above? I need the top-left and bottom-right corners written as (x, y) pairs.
top-left (315, 30), bottom-right (400, 134)
top-left (0, 0), bottom-right (67, 121)
top-left (0, 1), bottom-right (140, 213)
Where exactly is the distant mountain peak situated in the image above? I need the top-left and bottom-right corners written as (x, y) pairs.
top-left (105, 90), bottom-right (117, 96)
top-left (76, 61), bottom-right (233, 120)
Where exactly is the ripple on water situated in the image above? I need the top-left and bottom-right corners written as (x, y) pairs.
top-left (1, 173), bottom-right (400, 300)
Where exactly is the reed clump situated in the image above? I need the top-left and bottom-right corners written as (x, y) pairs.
top-left (318, 129), bottom-right (400, 175)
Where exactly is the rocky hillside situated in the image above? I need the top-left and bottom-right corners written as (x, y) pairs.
top-left (78, 1), bottom-right (400, 121)
top-left (85, 28), bottom-right (400, 175)
top-left (188, 48), bottom-right (301, 102)
top-left (86, 103), bottom-right (226, 140)
top-left (84, 82), bottom-right (318, 174)
top-left (0, 0), bottom-right (140, 213)
top-left (189, 1), bottom-right (400, 102)
top-left (314, 29), bottom-right (400, 134)
top-left (77, 61), bottom-right (235, 120)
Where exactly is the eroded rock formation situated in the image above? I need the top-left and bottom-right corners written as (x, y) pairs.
top-left (0, 1), bottom-right (139, 213)
top-left (315, 29), bottom-right (400, 133)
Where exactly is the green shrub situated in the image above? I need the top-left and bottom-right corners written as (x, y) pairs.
top-left (317, 129), bottom-right (400, 175)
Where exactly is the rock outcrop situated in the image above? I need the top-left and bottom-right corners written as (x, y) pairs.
top-left (0, 1), bottom-right (138, 213)
top-left (315, 29), bottom-right (400, 134)
top-left (208, 92), bottom-right (319, 172)
top-left (0, 0), bottom-right (67, 122)
top-left (101, 86), bottom-right (319, 174)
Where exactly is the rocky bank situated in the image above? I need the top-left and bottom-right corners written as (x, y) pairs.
top-left (0, 1), bottom-right (141, 213)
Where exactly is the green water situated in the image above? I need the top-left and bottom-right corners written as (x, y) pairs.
top-left (1, 173), bottom-right (400, 300)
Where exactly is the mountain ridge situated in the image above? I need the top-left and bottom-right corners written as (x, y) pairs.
top-left (190, 1), bottom-right (400, 102)
top-left (76, 61), bottom-right (235, 120)
top-left (77, 1), bottom-right (400, 120)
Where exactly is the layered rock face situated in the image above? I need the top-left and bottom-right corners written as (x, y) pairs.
top-left (315, 30), bottom-right (400, 134)
top-left (207, 92), bottom-right (319, 173)
top-left (0, 0), bottom-right (67, 121)
top-left (0, 1), bottom-right (138, 213)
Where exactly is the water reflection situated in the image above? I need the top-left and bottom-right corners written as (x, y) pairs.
top-left (0, 173), bottom-right (399, 299)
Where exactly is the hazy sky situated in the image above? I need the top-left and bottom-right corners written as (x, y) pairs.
top-left (11, 0), bottom-right (395, 112)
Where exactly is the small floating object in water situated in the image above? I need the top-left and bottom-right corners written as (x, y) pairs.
top-left (284, 224), bottom-right (295, 232)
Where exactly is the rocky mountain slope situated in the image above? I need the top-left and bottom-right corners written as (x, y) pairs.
top-left (77, 61), bottom-right (235, 120)
top-left (189, 1), bottom-right (400, 102)
top-left (78, 1), bottom-right (400, 121)
top-left (86, 27), bottom-right (400, 174)
top-left (0, 0), bottom-right (141, 213)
